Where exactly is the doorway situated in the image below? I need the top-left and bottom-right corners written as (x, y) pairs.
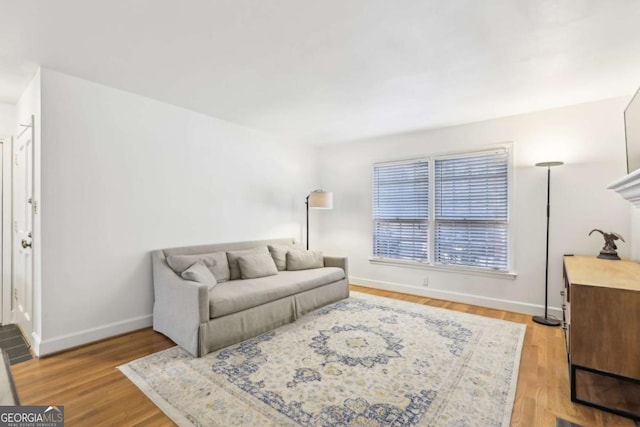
top-left (12, 117), bottom-right (34, 343)
top-left (0, 131), bottom-right (35, 363)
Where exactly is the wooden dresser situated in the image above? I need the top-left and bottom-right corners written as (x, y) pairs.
top-left (562, 255), bottom-right (640, 420)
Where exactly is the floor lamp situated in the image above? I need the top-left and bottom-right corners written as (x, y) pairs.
top-left (533, 161), bottom-right (563, 327)
top-left (306, 190), bottom-right (333, 250)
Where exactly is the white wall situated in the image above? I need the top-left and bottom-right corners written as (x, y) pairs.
top-left (0, 102), bottom-right (12, 323)
top-left (1, 139), bottom-right (11, 326)
top-left (37, 68), bottom-right (316, 355)
top-left (0, 103), bottom-right (16, 137)
top-left (632, 207), bottom-right (639, 259)
top-left (317, 97), bottom-right (631, 316)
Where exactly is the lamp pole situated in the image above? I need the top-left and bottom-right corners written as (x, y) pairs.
top-left (533, 161), bottom-right (563, 327)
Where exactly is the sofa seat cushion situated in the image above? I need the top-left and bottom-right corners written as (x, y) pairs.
top-left (208, 267), bottom-right (345, 319)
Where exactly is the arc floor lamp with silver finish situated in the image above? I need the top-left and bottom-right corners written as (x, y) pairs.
top-left (533, 161), bottom-right (563, 327)
top-left (305, 190), bottom-right (332, 250)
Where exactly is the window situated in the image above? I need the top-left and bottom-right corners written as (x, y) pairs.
top-left (373, 160), bottom-right (429, 261)
top-left (372, 147), bottom-right (512, 274)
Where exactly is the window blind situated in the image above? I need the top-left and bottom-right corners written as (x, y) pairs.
top-left (434, 150), bottom-right (509, 271)
top-left (373, 160), bottom-right (429, 261)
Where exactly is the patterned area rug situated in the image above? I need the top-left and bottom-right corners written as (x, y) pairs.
top-left (120, 292), bottom-right (526, 426)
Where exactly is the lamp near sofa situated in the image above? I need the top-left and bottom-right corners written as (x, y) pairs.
top-left (305, 189), bottom-right (333, 250)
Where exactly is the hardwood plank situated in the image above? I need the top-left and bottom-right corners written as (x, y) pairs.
top-left (9, 285), bottom-right (636, 427)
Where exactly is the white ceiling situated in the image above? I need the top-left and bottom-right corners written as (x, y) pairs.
top-left (1, 0), bottom-right (640, 144)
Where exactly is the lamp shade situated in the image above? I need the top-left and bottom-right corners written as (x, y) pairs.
top-left (308, 190), bottom-right (333, 209)
top-left (535, 161), bottom-right (564, 167)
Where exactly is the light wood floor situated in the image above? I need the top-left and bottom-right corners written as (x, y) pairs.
top-left (9, 285), bottom-right (637, 427)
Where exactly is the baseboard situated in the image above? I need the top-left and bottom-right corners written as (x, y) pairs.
top-left (351, 277), bottom-right (563, 318)
top-left (35, 314), bottom-right (153, 357)
top-left (29, 331), bottom-right (42, 356)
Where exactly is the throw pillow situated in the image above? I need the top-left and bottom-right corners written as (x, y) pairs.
top-left (181, 261), bottom-right (218, 290)
top-left (237, 253), bottom-right (279, 279)
top-left (286, 249), bottom-right (324, 271)
top-left (166, 252), bottom-right (231, 282)
top-left (268, 243), bottom-right (300, 271)
top-left (226, 246), bottom-right (270, 280)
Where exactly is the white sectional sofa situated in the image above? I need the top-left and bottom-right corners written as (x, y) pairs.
top-left (152, 238), bottom-right (349, 357)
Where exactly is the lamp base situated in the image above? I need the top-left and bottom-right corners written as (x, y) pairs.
top-left (532, 315), bottom-right (561, 327)
top-left (597, 251), bottom-right (621, 260)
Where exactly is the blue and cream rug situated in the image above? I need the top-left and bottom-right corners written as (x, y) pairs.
top-left (120, 292), bottom-right (526, 426)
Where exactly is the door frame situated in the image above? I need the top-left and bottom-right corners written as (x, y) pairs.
top-left (12, 118), bottom-right (35, 340)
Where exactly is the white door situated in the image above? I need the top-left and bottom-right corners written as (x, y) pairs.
top-left (12, 116), bottom-right (34, 342)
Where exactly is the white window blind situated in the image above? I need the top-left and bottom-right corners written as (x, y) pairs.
top-left (434, 150), bottom-right (509, 271)
top-left (373, 160), bottom-right (429, 261)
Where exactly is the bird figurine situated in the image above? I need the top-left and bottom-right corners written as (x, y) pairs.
top-left (588, 229), bottom-right (625, 260)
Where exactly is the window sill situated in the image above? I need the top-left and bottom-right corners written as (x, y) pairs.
top-left (368, 257), bottom-right (517, 280)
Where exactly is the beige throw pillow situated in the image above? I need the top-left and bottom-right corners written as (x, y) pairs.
top-left (268, 243), bottom-right (300, 271)
top-left (226, 246), bottom-right (270, 280)
top-left (180, 261), bottom-right (218, 290)
top-left (166, 252), bottom-right (230, 282)
top-left (286, 249), bottom-right (324, 271)
top-left (238, 253), bottom-right (279, 279)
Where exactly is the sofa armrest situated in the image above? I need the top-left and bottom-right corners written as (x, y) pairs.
top-left (323, 256), bottom-right (349, 280)
top-left (151, 250), bottom-right (209, 356)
